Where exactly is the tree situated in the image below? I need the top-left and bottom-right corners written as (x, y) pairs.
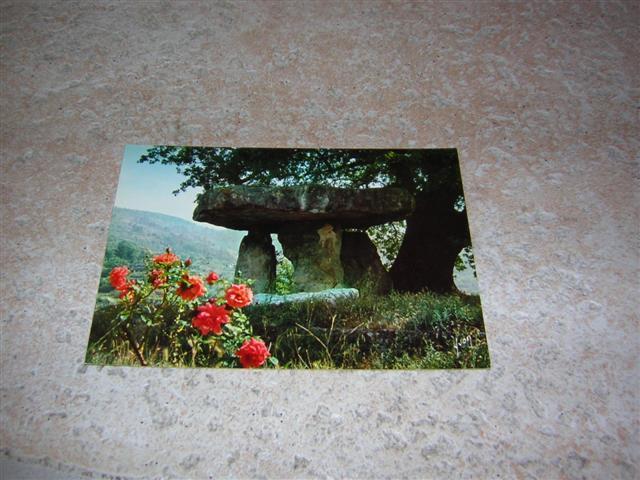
top-left (454, 246), bottom-right (476, 278)
top-left (140, 147), bottom-right (472, 293)
top-left (367, 220), bottom-right (406, 269)
top-left (114, 239), bottom-right (145, 263)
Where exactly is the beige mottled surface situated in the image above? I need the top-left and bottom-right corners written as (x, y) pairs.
top-left (1, 1), bottom-right (638, 478)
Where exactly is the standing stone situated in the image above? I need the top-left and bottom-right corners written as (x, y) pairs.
top-left (279, 224), bottom-right (344, 292)
top-left (341, 231), bottom-right (392, 294)
top-left (235, 231), bottom-right (276, 293)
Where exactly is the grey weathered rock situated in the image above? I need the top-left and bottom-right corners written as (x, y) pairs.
top-left (234, 231), bottom-right (276, 293)
top-left (279, 224), bottom-right (344, 292)
top-left (193, 185), bottom-right (414, 231)
top-left (252, 288), bottom-right (359, 306)
top-left (341, 231), bottom-right (392, 294)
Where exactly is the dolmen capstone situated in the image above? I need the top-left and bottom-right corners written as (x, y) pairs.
top-left (193, 185), bottom-right (414, 294)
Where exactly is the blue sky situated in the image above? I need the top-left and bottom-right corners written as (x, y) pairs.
top-left (114, 145), bottom-right (202, 222)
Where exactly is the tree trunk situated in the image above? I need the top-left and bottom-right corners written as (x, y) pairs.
top-left (390, 191), bottom-right (470, 293)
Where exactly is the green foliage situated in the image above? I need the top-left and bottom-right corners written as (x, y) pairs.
top-left (139, 147), bottom-right (462, 196)
top-left (367, 220), bottom-right (406, 268)
top-left (454, 246), bottom-right (477, 278)
top-left (113, 239), bottom-right (145, 263)
top-left (248, 291), bottom-right (489, 369)
top-left (274, 254), bottom-right (295, 295)
top-left (98, 240), bottom-right (149, 293)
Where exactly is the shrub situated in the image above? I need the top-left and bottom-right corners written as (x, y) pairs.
top-left (274, 254), bottom-right (295, 294)
top-left (86, 248), bottom-right (277, 368)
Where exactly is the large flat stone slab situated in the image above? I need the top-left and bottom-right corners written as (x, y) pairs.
top-left (252, 288), bottom-right (359, 306)
top-left (193, 185), bottom-right (414, 231)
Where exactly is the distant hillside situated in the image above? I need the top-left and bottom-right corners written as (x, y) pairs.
top-left (104, 207), bottom-right (245, 278)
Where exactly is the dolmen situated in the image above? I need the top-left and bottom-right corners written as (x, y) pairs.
top-left (193, 185), bottom-right (414, 295)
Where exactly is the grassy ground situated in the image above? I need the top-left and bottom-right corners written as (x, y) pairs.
top-left (86, 290), bottom-right (490, 369)
top-left (248, 290), bottom-right (490, 369)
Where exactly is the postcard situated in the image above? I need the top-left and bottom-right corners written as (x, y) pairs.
top-left (86, 146), bottom-right (489, 369)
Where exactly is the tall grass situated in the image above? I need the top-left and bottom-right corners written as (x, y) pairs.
top-left (248, 290), bottom-right (489, 369)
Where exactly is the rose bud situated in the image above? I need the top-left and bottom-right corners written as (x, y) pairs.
top-left (206, 272), bottom-right (219, 285)
top-left (184, 258), bottom-right (192, 267)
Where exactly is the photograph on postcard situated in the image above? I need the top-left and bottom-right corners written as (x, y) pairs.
top-left (86, 146), bottom-right (489, 369)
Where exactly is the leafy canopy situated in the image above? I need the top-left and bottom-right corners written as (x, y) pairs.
top-left (140, 147), bottom-right (463, 198)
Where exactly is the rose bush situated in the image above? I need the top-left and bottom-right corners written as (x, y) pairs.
top-left (88, 248), bottom-right (276, 368)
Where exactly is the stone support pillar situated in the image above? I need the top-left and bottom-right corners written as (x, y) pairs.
top-left (341, 231), bottom-right (392, 294)
top-left (235, 230), bottom-right (276, 293)
top-left (279, 224), bottom-right (344, 292)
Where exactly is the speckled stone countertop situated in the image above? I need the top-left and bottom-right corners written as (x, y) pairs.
top-left (1, 1), bottom-right (638, 478)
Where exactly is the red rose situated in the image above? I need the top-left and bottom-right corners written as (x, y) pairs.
top-left (225, 284), bottom-right (253, 308)
top-left (206, 272), bottom-right (219, 285)
top-left (192, 303), bottom-right (230, 335)
top-left (109, 266), bottom-right (130, 291)
top-left (153, 252), bottom-right (180, 265)
top-left (176, 275), bottom-right (206, 301)
top-left (149, 269), bottom-right (166, 288)
top-left (236, 338), bottom-right (270, 368)
top-left (184, 258), bottom-right (192, 267)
